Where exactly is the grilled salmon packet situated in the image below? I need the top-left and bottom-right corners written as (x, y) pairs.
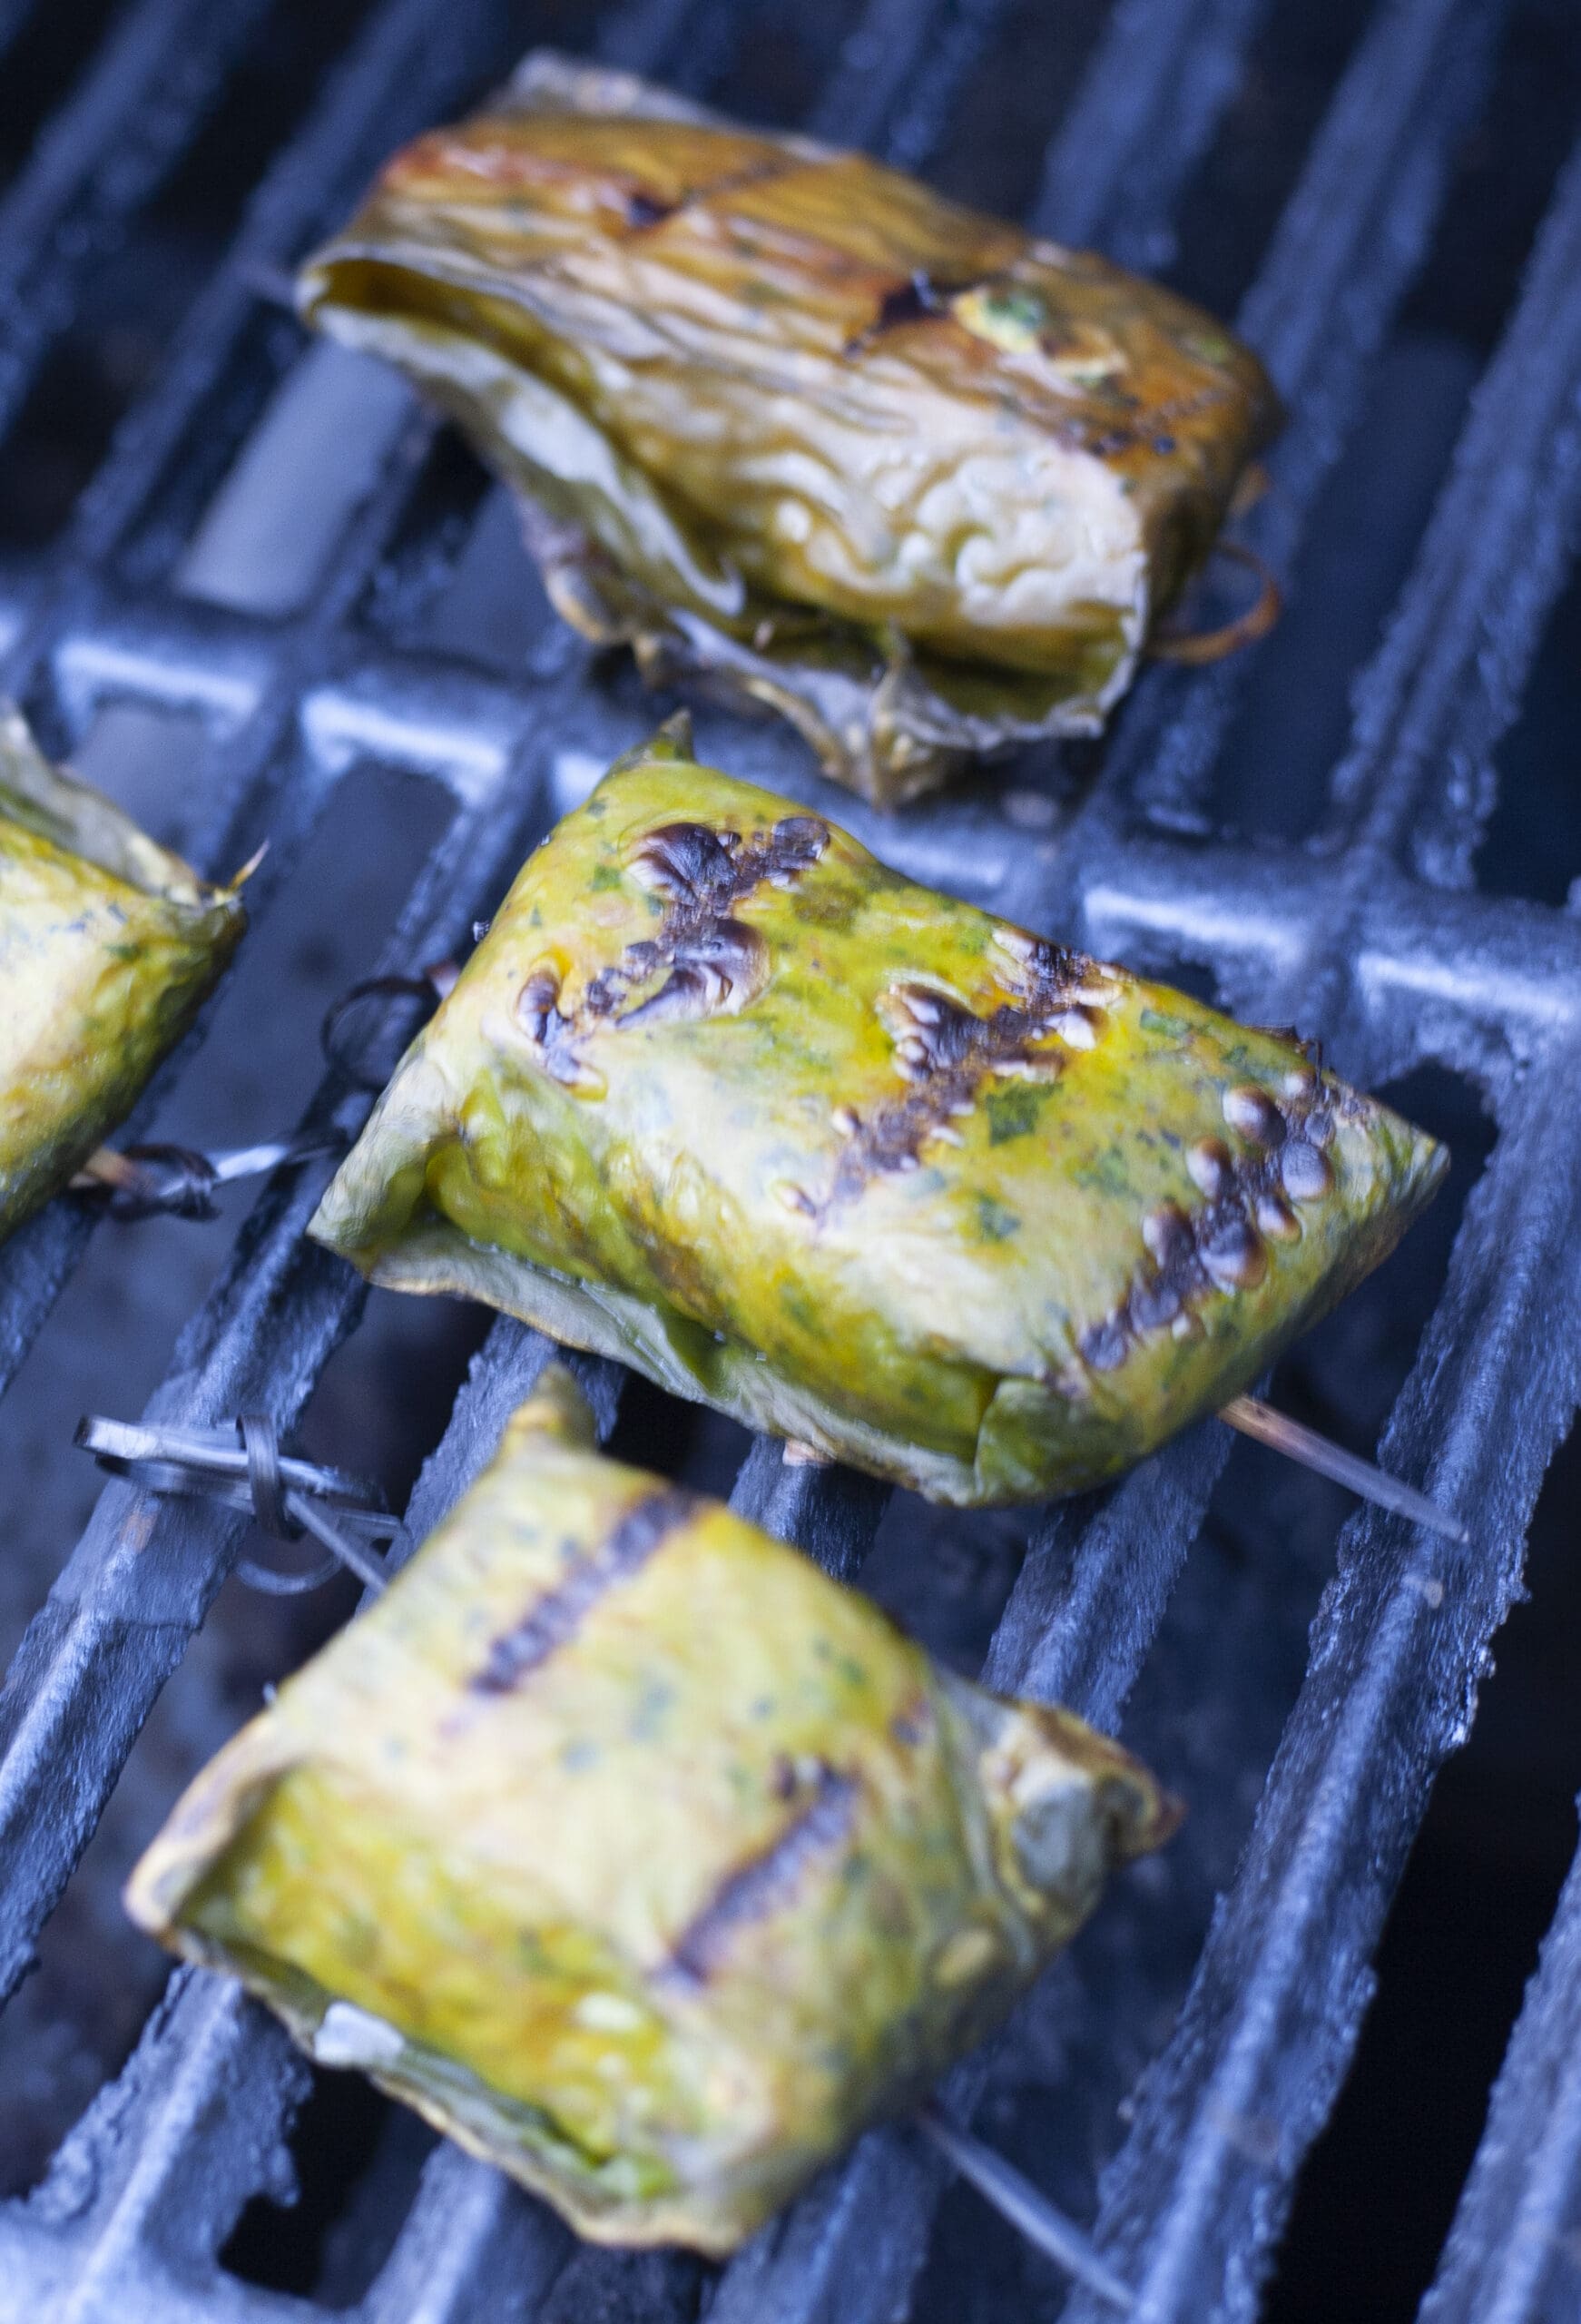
top-left (307, 721), bottom-right (1443, 1507)
top-left (0, 704), bottom-right (246, 1242)
top-left (298, 51), bottom-right (1278, 807)
top-left (127, 1364), bottom-right (1176, 2252)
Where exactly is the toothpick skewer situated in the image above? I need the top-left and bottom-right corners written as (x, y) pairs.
top-left (917, 2101), bottom-right (1134, 2311)
top-left (1221, 1395), bottom-right (1467, 1542)
top-left (75, 1413), bottom-right (402, 1594)
top-left (71, 1133), bottom-right (344, 1220)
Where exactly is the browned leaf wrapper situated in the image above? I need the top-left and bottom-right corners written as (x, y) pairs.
top-left (0, 704), bottom-right (246, 1241)
top-left (299, 52), bottom-right (1278, 805)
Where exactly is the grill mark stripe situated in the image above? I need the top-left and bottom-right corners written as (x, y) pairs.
top-left (667, 1765), bottom-right (858, 1985)
top-left (469, 1485), bottom-right (700, 1695)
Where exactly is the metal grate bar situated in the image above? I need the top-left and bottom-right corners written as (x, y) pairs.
top-left (1103, 0), bottom-right (1507, 837)
top-left (1026, 108), bottom-right (1581, 2314)
top-left (1321, 133), bottom-right (1581, 883)
top-left (0, 1968), bottom-right (312, 2324)
top-left (702, 1425), bottom-right (1234, 2324)
top-left (1417, 1815), bottom-right (1581, 2324)
top-left (0, 0), bottom-right (276, 438)
top-left (1032, 0), bottom-right (1274, 265)
top-left (0, 0), bottom-right (535, 1407)
top-left (0, 0), bottom-right (516, 683)
top-left (810, 0), bottom-right (962, 148)
top-left (0, 5), bottom-right (1576, 2321)
top-left (1061, 1069), bottom-right (1581, 2319)
top-left (0, 0), bottom-right (44, 64)
top-left (0, 692), bottom-right (556, 2001)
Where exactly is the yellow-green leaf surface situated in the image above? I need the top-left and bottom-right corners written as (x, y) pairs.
top-left (0, 704), bottom-right (246, 1241)
top-left (298, 51), bottom-right (1277, 804)
top-left (309, 724), bottom-right (1444, 1506)
top-left (127, 1366), bottom-right (1176, 2252)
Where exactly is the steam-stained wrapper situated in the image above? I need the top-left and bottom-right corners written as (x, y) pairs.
top-left (127, 1366), bottom-right (1176, 2252)
top-left (298, 52), bottom-right (1277, 806)
top-left (0, 705), bottom-right (246, 1240)
top-left (308, 724), bottom-right (1444, 1506)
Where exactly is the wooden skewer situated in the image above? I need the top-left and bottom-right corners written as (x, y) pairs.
top-left (1222, 1395), bottom-right (1467, 1542)
top-left (917, 2102), bottom-right (1134, 2311)
top-left (71, 1135), bottom-right (343, 1216)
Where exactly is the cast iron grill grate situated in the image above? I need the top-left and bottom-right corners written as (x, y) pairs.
top-left (0, 0), bottom-right (1577, 2318)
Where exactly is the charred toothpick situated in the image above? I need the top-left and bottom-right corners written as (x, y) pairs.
top-left (75, 1413), bottom-right (404, 1593)
top-left (72, 1133), bottom-right (344, 1221)
top-left (917, 2102), bottom-right (1134, 2311)
top-left (1221, 1395), bottom-right (1468, 1542)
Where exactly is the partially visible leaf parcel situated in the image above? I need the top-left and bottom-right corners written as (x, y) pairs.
top-left (0, 704), bottom-right (246, 1243)
top-left (127, 1364), bottom-right (1176, 2251)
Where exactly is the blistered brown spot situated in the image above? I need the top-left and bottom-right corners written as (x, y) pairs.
top-left (1128, 1272), bottom-right (1183, 1332)
top-left (1281, 1138), bottom-right (1332, 1201)
top-left (1050, 1005), bottom-right (1101, 1049)
top-left (1143, 1200), bottom-right (1194, 1270)
top-left (1256, 1190), bottom-right (1301, 1241)
top-left (1223, 1084), bottom-right (1285, 1146)
top-left (516, 813), bottom-right (826, 1081)
top-left (1069, 1049), bottom-right (1345, 1379)
top-left (1199, 1213), bottom-right (1267, 1290)
top-left (1187, 1137), bottom-right (1234, 1198)
top-left (1080, 1315), bottom-right (1131, 1372)
top-left (515, 968), bottom-right (586, 1086)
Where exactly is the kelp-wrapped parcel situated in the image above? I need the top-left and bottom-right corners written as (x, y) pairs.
top-left (128, 1365), bottom-right (1176, 2252)
top-left (298, 52), bottom-right (1277, 807)
top-left (0, 704), bottom-right (246, 1242)
top-left (309, 722), bottom-right (1444, 1507)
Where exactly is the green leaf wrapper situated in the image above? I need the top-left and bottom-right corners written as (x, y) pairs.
top-left (126, 1364), bottom-right (1177, 2252)
top-left (297, 52), bottom-right (1278, 806)
top-left (0, 704), bottom-right (246, 1240)
top-left (307, 722), bottom-right (1445, 1507)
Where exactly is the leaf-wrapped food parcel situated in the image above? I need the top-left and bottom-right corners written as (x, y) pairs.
top-left (298, 52), bottom-right (1278, 807)
top-left (127, 1365), bottom-right (1176, 2252)
top-left (0, 705), bottom-right (246, 1241)
top-left (309, 724), bottom-right (1444, 1507)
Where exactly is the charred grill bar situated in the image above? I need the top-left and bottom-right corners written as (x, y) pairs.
top-left (0, 0), bottom-right (1576, 2319)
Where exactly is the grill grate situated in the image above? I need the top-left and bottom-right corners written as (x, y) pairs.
top-left (0, 0), bottom-right (1578, 2318)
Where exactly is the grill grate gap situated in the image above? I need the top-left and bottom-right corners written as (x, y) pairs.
top-left (1398, 0), bottom-right (1581, 359)
top-left (221, 2067), bottom-right (439, 2305)
top-left (1159, 0), bottom-right (1376, 319)
top-left (1273, 1063), bottom-right (1498, 1450)
top-left (1478, 555), bottom-right (1581, 907)
top-left (0, 0), bottom-right (127, 195)
top-left (1265, 1414), bottom-right (1581, 2322)
top-left (923, 0), bottom-right (1113, 219)
top-left (1213, 335), bottom-right (1477, 845)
